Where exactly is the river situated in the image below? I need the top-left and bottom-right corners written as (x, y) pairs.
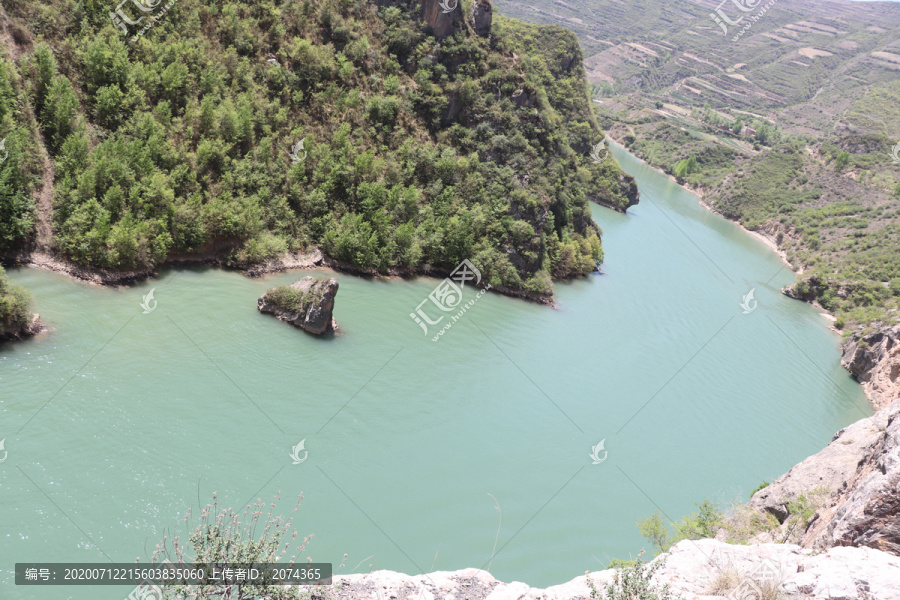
top-left (0, 143), bottom-right (871, 596)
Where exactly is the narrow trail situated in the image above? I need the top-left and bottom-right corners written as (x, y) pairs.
top-left (32, 133), bottom-right (55, 252)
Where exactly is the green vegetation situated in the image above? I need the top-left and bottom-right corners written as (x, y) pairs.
top-left (499, 0), bottom-right (900, 329)
top-left (151, 493), bottom-right (310, 599)
top-left (0, 265), bottom-right (33, 337)
top-left (629, 489), bottom-right (828, 562)
top-left (636, 500), bottom-right (727, 556)
top-left (615, 122), bottom-right (737, 189)
top-left (588, 558), bottom-right (683, 600)
top-left (1, 0), bottom-right (638, 298)
top-left (0, 58), bottom-right (39, 252)
top-left (263, 284), bottom-right (321, 314)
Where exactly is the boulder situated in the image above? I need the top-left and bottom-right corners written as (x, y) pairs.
top-left (0, 313), bottom-right (42, 341)
top-left (257, 277), bottom-right (338, 335)
top-left (421, 0), bottom-right (463, 39)
top-left (472, 0), bottom-right (493, 36)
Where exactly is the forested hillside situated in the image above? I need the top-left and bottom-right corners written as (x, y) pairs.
top-left (0, 0), bottom-right (637, 299)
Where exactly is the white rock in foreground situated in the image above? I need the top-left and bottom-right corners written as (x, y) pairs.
top-left (322, 540), bottom-right (900, 600)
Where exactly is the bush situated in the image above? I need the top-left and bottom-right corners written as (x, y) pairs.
top-left (149, 493), bottom-right (312, 600)
top-left (589, 559), bottom-right (683, 600)
top-left (264, 285), bottom-right (319, 314)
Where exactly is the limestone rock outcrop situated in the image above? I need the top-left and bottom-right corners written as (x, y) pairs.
top-left (320, 540), bottom-right (900, 600)
top-left (842, 325), bottom-right (900, 410)
top-left (257, 276), bottom-right (338, 335)
top-left (471, 0), bottom-right (492, 36)
top-left (421, 0), bottom-right (463, 39)
top-left (748, 398), bottom-right (900, 556)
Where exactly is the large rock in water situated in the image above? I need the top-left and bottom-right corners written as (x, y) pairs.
top-left (257, 277), bottom-right (338, 335)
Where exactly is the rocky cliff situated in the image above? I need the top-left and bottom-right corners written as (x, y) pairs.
top-left (421, 0), bottom-right (465, 38)
top-left (257, 277), bottom-right (339, 336)
top-left (841, 325), bottom-right (900, 411)
top-left (471, 0), bottom-right (493, 36)
top-left (322, 540), bottom-right (900, 599)
top-left (748, 396), bottom-right (900, 557)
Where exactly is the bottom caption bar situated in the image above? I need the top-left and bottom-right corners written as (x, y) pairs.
top-left (15, 563), bottom-right (332, 586)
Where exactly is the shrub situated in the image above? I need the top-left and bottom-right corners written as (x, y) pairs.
top-left (149, 493), bottom-right (312, 600)
top-left (589, 559), bottom-right (683, 600)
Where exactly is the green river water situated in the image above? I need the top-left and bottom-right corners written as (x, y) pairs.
top-left (0, 143), bottom-right (871, 597)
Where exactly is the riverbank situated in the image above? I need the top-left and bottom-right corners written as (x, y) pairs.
top-left (605, 136), bottom-right (797, 275)
top-left (606, 137), bottom-right (900, 412)
top-left (4, 247), bottom-right (557, 306)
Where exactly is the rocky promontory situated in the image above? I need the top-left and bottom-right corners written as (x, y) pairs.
top-left (257, 277), bottom-right (339, 335)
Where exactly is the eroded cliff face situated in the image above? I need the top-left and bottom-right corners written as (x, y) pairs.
top-left (842, 325), bottom-right (900, 411)
top-left (471, 0), bottom-right (493, 36)
top-left (420, 0), bottom-right (464, 38)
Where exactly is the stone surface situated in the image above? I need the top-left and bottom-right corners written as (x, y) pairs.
top-left (257, 276), bottom-right (338, 335)
top-left (842, 325), bottom-right (900, 410)
top-left (315, 540), bottom-right (900, 600)
top-left (748, 398), bottom-right (900, 557)
top-left (471, 0), bottom-right (492, 36)
top-left (421, 0), bottom-right (463, 39)
top-left (0, 312), bottom-right (42, 341)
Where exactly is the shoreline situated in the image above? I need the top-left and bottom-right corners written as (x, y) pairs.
top-left (3, 247), bottom-right (558, 307)
top-left (605, 136), bottom-right (797, 273)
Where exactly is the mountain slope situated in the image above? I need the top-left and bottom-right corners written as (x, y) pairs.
top-left (0, 0), bottom-right (638, 299)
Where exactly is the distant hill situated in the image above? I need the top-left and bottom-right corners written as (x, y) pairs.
top-left (495, 0), bottom-right (900, 134)
top-left (498, 0), bottom-right (900, 329)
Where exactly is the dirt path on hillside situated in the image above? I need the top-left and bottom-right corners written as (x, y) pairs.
top-left (32, 134), bottom-right (55, 251)
top-left (0, 6), bottom-right (55, 253)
